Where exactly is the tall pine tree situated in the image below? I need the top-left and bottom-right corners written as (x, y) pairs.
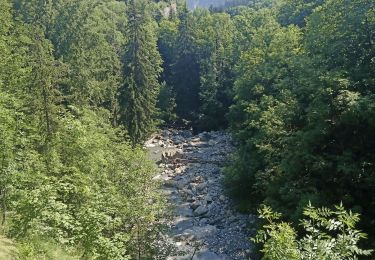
top-left (194, 11), bottom-right (235, 131)
top-left (171, 3), bottom-right (201, 124)
top-left (120, 0), bottom-right (162, 146)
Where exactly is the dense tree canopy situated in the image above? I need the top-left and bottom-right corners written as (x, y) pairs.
top-left (1, 0), bottom-right (163, 258)
top-left (0, 0), bottom-right (374, 258)
top-left (222, 0), bottom-right (375, 252)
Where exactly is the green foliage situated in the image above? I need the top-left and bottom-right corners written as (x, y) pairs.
top-left (17, 237), bottom-right (80, 260)
top-left (6, 108), bottom-right (164, 259)
top-left (254, 204), bottom-right (373, 259)
top-left (277, 0), bottom-right (324, 27)
top-left (225, 0), bottom-right (375, 248)
top-left (157, 4), bottom-right (236, 130)
top-left (120, 0), bottom-right (163, 146)
top-left (225, 9), bottom-right (303, 205)
top-left (157, 13), bottom-right (179, 126)
top-left (1, 1), bottom-right (165, 259)
top-left (157, 82), bottom-right (177, 125)
top-left (2, 0), bottom-right (375, 258)
top-left (170, 3), bottom-right (201, 124)
top-left (60, 0), bottom-right (127, 113)
top-left (192, 11), bottom-right (235, 130)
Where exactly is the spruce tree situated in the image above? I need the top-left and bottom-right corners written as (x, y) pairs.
top-left (171, 2), bottom-right (201, 124)
top-left (157, 9), bottom-right (180, 125)
top-left (195, 12), bottom-right (235, 131)
top-left (120, 0), bottom-right (162, 146)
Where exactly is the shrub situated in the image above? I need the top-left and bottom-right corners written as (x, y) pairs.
top-left (253, 203), bottom-right (373, 259)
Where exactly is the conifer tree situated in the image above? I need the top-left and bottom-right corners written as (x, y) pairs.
top-left (171, 2), bottom-right (201, 124)
top-left (157, 7), bottom-right (180, 125)
top-left (120, 0), bottom-right (162, 146)
top-left (195, 12), bottom-right (235, 130)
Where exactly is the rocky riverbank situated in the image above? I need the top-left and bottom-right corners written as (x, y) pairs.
top-left (146, 129), bottom-right (256, 260)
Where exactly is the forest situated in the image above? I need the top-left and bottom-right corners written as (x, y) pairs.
top-left (0, 0), bottom-right (374, 259)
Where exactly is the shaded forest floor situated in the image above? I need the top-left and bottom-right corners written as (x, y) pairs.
top-left (146, 130), bottom-right (256, 259)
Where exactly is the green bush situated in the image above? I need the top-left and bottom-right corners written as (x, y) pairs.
top-left (17, 237), bottom-right (80, 260)
top-left (253, 203), bottom-right (373, 260)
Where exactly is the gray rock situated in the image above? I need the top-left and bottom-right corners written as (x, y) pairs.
top-left (174, 233), bottom-right (195, 242)
top-left (199, 218), bottom-right (208, 224)
top-left (162, 188), bottom-right (177, 196)
top-left (176, 204), bottom-right (194, 217)
top-left (180, 130), bottom-right (193, 139)
top-left (227, 216), bottom-right (238, 224)
top-left (248, 214), bottom-right (257, 224)
top-left (193, 250), bottom-right (229, 260)
top-left (172, 136), bottom-right (185, 144)
top-left (194, 205), bottom-right (209, 216)
top-left (174, 217), bottom-right (194, 232)
top-left (199, 132), bottom-right (211, 141)
top-left (205, 195), bottom-right (213, 202)
top-left (164, 179), bottom-right (177, 188)
top-left (213, 169), bottom-right (221, 175)
top-left (208, 216), bottom-right (223, 225)
top-left (176, 181), bottom-right (186, 190)
top-left (183, 225), bottom-right (217, 240)
top-left (190, 201), bottom-right (201, 210)
top-left (196, 182), bottom-right (207, 191)
top-left (186, 189), bottom-right (195, 197)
